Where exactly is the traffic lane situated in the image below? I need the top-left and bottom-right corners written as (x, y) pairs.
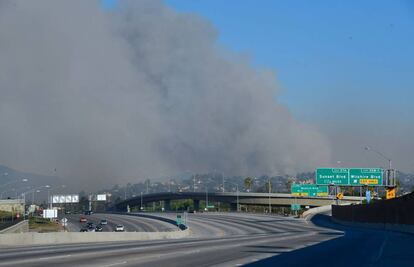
top-left (63, 214), bottom-right (119, 232)
top-left (99, 214), bottom-right (175, 232)
top-left (0, 230), bottom-right (340, 267)
top-left (0, 213), bottom-right (343, 267)
top-left (146, 212), bottom-right (324, 237)
top-left (64, 213), bottom-right (176, 232)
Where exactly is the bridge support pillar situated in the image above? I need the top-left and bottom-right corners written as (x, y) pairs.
top-left (164, 200), bottom-right (171, 211)
top-left (193, 199), bottom-right (200, 211)
top-left (230, 203), bottom-right (237, 211)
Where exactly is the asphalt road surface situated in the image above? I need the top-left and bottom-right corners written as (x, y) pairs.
top-left (61, 213), bottom-right (176, 232)
top-left (0, 212), bottom-right (413, 266)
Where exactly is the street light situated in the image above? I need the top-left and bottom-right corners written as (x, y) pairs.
top-left (44, 185), bottom-right (51, 209)
top-left (204, 184), bottom-right (208, 211)
top-left (268, 178), bottom-right (272, 214)
top-left (364, 146), bottom-right (392, 170)
top-left (21, 185), bottom-right (50, 204)
top-left (227, 182), bottom-right (240, 212)
top-left (365, 146), bottom-right (394, 187)
top-left (0, 178), bottom-right (28, 199)
top-left (140, 191), bottom-right (143, 211)
top-left (0, 178), bottom-right (28, 189)
top-left (221, 172), bottom-right (225, 193)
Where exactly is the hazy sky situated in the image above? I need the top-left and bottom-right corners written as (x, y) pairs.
top-left (0, 0), bottom-right (338, 188)
top-left (165, 0), bottom-right (414, 172)
top-left (0, 0), bottom-right (412, 192)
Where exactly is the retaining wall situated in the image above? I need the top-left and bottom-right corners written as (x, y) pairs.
top-left (332, 192), bottom-right (414, 233)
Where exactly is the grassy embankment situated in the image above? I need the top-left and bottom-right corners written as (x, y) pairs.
top-left (29, 217), bottom-right (62, 233)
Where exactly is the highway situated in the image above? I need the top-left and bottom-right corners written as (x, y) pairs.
top-left (61, 213), bottom-right (176, 232)
top-left (0, 213), bottom-right (413, 266)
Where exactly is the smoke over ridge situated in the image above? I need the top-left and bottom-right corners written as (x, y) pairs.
top-left (0, 0), bottom-right (331, 187)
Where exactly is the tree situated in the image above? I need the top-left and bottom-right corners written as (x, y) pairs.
top-left (285, 177), bottom-right (295, 192)
top-left (244, 177), bottom-right (253, 192)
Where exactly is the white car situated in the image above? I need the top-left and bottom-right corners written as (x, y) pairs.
top-left (115, 225), bottom-right (124, 232)
top-left (100, 219), bottom-right (108, 225)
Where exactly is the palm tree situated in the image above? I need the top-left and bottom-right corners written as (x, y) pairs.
top-left (244, 177), bottom-right (253, 192)
top-left (285, 177), bottom-right (295, 192)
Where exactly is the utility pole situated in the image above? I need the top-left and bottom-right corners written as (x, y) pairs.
top-left (268, 178), bottom-right (272, 214)
top-left (364, 146), bottom-right (393, 185)
top-left (48, 189), bottom-right (51, 209)
top-left (88, 194), bottom-right (92, 212)
top-left (222, 172), bottom-right (225, 193)
top-left (205, 185), bottom-right (208, 211)
top-left (140, 191), bottom-right (143, 211)
top-left (236, 184), bottom-right (239, 212)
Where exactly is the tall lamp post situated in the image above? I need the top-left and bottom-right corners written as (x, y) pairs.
top-left (0, 178), bottom-right (28, 199)
top-left (364, 146), bottom-right (392, 170)
top-left (268, 178), bottom-right (272, 214)
top-left (222, 172), bottom-right (225, 193)
top-left (205, 185), bottom-right (208, 211)
top-left (365, 146), bottom-right (393, 187)
top-left (228, 182), bottom-right (240, 212)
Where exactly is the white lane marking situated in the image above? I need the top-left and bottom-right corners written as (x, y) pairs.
top-left (374, 234), bottom-right (388, 262)
top-left (101, 261), bottom-right (127, 267)
top-left (38, 254), bottom-right (72, 260)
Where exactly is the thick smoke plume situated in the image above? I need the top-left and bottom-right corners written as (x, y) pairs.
top-left (0, 0), bottom-right (331, 188)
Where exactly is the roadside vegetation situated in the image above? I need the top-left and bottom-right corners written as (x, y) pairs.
top-left (29, 216), bottom-right (62, 233)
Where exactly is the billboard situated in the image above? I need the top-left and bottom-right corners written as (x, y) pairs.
top-left (43, 209), bottom-right (58, 218)
top-left (51, 194), bottom-right (79, 203)
top-left (96, 194), bottom-right (107, 201)
top-left (71, 195), bottom-right (79, 203)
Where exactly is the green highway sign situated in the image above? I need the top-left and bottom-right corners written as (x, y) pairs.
top-left (316, 168), bottom-right (383, 186)
top-left (291, 204), bottom-right (301, 211)
top-left (207, 205), bottom-right (215, 209)
top-left (176, 214), bottom-right (182, 225)
top-left (291, 184), bottom-right (329, 197)
top-left (350, 168), bottom-right (383, 186)
top-left (316, 168), bottom-right (350, 185)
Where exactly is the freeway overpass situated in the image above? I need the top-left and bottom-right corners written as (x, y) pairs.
top-left (115, 192), bottom-right (362, 211)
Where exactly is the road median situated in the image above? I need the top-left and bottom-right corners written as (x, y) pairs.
top-left (0, 228), bottom-right (190, 247)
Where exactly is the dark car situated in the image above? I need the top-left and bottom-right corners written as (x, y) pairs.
top-left (178, 224), bottom-right (187, 230)
top-left (80, 228), bottom-right (88, 232)
top-left (95, 225), bottom-right (103, 232)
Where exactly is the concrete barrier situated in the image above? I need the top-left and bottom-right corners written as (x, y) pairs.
top-left (332, 218), bottom-right (414, 234)
top-left (0, 220), bottom-right (28, 234)
top-left (331, 192), bottom-right (414, 234)
top-left (0, 228), bottom-right (190, 247)
top-left (302, 205), bottom-right (332, 220)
